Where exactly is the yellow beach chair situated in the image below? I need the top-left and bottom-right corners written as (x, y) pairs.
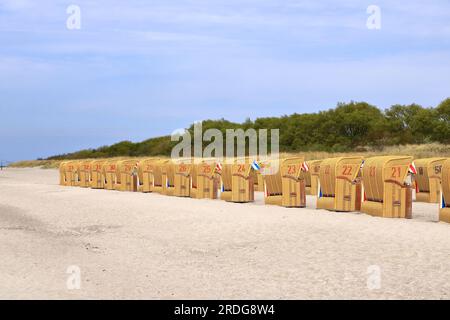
top-left (78, 160), bottom-right (92, 188)
top-left (361, 156), bottom-right (414, 218)
top-left (195, 160), bottom-right (220, 199)
top-left (439, 159), bottom-right (450, 223)
top-left (102, 160), bottom-right (117, 190)
top-left (174, 159), bottom-right (194, 197)
top-left (90, 160), bottom-right (106, 189)
top-left (115, 160), bottom-right (138, 192)
top-left (316, 156), bottom-right (363, 212)
top-left (230, 159), bottom-right (255, 203)
top-left (137, 158), bottom-right (160, 193)
top-left (414, 158), bottom-right (446, 203)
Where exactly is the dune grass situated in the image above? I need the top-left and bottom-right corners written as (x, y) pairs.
top-left (8, 156), bottom-right (166, 169)
top-left (285, 143), bottom-right (450, 161)
top-left (9, 160), bottom-right (63, 169)
top-left (8, 143), bottom-right (450, 169)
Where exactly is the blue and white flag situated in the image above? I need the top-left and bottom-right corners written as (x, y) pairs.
top-left (251, 160), bottom-right (261, 171)
top-left (441, 193), bottom-right (446, 209)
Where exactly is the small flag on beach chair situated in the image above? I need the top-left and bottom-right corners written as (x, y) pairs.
top-left (317, 180), bottom-right (322, 197)
top-left (408, 162), bottom-right (417, 175)
top-left (301, 162), bottom-right (309, 172)
top-left (441, 192), bottom-right (446, 209)
top-left (251, 160), bottom-right (261, 171)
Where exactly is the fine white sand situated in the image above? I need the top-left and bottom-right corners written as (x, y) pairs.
top-left (0, 168), bottom-right (449, 299)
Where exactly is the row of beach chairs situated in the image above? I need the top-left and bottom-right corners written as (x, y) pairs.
top-left (59, 156), bottom-right (450, 223)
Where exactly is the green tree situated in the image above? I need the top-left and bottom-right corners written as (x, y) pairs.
top-left (432, 98), bottom-right (450, 144)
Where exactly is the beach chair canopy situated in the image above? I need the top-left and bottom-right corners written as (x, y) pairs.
top-left (414, 158), bottom-right (445, 192)
top-left (361, 156), bottom-right (413, 202)
top-left (90, 160), bottom-right (105, 173)
top-left (319, 156), bottom-right (363, 197)
top-left (102, 160), bottom-right (117, 174)
top-left (137, 158), bottom-right (159, 180)
top-left (174, 159), bottom-right (194, 177)
top-left (231, 158), bottom-right (254, 179)
top-left (281, 157), bottom-right (304, 181)
top-left (116, 160), bottom-right (138, 177)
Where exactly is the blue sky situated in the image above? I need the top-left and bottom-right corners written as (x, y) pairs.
top-left (1, 0), bottom-right (449, 160)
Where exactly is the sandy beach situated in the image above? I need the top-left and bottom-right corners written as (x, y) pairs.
top-left (0, 167), bottom-right (449, 299)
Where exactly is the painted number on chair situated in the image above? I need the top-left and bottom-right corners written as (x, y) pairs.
top-left (202, 166), bottom-right (211, 174)
top-left (287, 165), bottom-right (296, 175)
top-left (391, 167), bottom-right (401, 178)
top-left (342, 165), bottom-right (352, 175)
top-left (435, 165), bottom-right (442, 175)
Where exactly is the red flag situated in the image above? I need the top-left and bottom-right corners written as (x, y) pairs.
top-left (408, 162), bottom-right (417, 175)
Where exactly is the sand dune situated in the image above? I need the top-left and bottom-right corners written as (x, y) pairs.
top-left (0, 168), bottom-right (449, 299)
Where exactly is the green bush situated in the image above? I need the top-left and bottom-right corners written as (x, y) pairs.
top-left (47, 99), bottom-right (449, 160)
